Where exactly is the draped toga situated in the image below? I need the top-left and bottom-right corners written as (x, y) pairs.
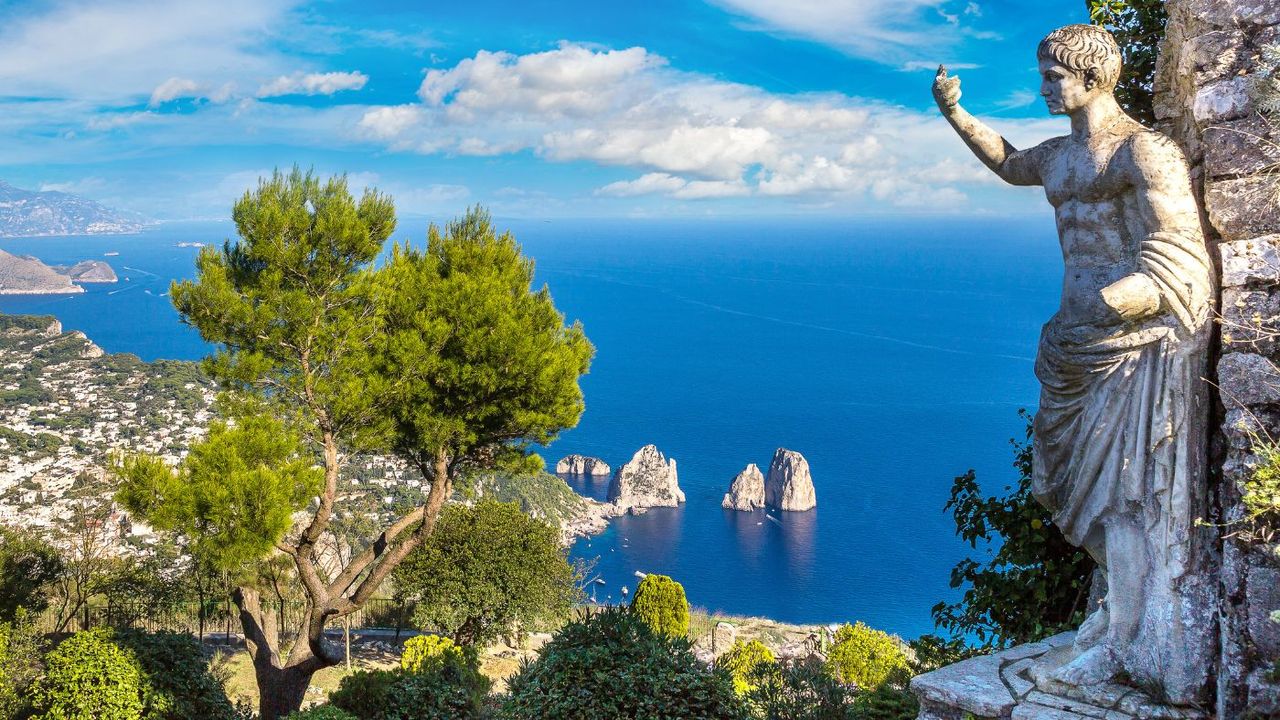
top-left (1031, 228), bottom-right (1214, 582)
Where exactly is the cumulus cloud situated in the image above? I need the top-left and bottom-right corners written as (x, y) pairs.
top-left (257, 71), bottom-right (369, 97)
top-left (149, 77), bottom-right (203, 105)
top-left (359, 43), bottom-right (1064, 208)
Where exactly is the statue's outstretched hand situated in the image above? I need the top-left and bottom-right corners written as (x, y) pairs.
top-left (933, 65), bottom-right (961, 114)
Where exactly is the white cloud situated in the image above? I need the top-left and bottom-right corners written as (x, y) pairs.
top-left (149, 77), bottom-right (203, 105)
top-left (0, 0), bottom-right (297, 102)
top-left (359, 43), bottom-right (1066, 208)
top-left (257, 71), bottom-right (369, 98)
top-left (707, 0), bottom-right (979, 62)
top-left (597, 173), bottom-right (691, 197)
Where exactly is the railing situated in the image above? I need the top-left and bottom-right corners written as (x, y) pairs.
top-left (34, 596), bottom-right (417, 642)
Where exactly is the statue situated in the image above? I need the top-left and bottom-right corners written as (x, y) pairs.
top-left (933, 25), bottom-right (1216, 704)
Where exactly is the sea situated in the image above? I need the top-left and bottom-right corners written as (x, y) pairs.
top-left (0, 215), bottom-right (1063, 640)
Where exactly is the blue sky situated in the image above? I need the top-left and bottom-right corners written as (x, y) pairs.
top-left (0, 0), bottom-right (1085, 220)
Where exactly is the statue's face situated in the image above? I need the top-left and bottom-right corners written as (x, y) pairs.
top-left (1039, 57), bottom-right (1094, 116)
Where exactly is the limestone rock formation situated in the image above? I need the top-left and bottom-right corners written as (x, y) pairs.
top-left (764, 448), bottom-right (816, 512)
top-left (607, 445), bottom-right (684, 509)
top-left (721, 463), bottom-right (765, 511)
top-left (556, 454), bottom-right (611, 476)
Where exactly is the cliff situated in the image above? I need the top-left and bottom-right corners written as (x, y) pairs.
top-left (556, 454), bottom-right (611, 476)
top-left (721, 463), bottom-right (765, 511)
top-left (608, 444), bottom-right (685, 510)
top-left (764, 448), bottom-right (816, 512)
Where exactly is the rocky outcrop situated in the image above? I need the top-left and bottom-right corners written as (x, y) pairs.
top-left (721, 463), bottom-right (765, 511)
top-left (764, 448), bottom-right (816, 512)
top-left (607, 445), bottom-right (684, 509)
top-left (54, 260), bottom-right (117, 283)
top-left (556, 454), bottom-right (611, 476)
top-left (0, 249), bottom-right (82, 294)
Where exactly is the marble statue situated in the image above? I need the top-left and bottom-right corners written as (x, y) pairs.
top-left (933, 25), bottom-right (1216, 704)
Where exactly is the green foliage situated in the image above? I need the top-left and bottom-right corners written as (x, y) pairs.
top-left (0, 610), bottom-right (44, 720)
top-left (0, 314), bottom-right (57, 332)
top-left (1086, 0), bottom-right (1166, 126)
top-left (114, 629), bottom-right (237, 720)
top-left (0, 525), bottom-right (63, 621)
top-left (115, 414), bottom-right (322, 572)
top-left (465, 471), bottom-right (588, 529)
top-left (32, 628), bottom-right (144, 720)
top-left (328, 663), bottom-right (490, 720)
top-left (851, 683), bottom-right (918, 720)
top-left (171, 167), bottom-right (396, 446)
top-left (375, 206), bottom-right (594, 474)
top-left (500, 607), bottom-right (744, 719)
top-left (825, 623), bottom-right (910, 691)
top-left (1244, 439), bottom-right (1280, 530)
top-left (716, 639), bottom-right (776, 696)
top-left (394, 500), bottom-right (579, 646)
top-left (746, 658), bottom-right (858, 720)
top-left (284, 707), bottom-right (358, 720)
top-left (932, 414), bottom-right (1095, 649)
top-left (629, 574), bottom-right (690, 639)
top-left (1250, 46), bottom-right (1280, 116)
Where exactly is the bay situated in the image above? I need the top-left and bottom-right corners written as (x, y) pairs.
top-left (0, 215), bottom-right (1062, 638)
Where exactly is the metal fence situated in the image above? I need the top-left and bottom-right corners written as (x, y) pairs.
top-left (35, 596), bottom-right (414, 642)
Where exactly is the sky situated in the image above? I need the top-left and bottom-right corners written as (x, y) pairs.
top-left (0, 0), bottom-right (1086, 220)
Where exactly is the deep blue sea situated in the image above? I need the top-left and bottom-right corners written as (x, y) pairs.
top-left (0, 216), bottom-right (1062, 639)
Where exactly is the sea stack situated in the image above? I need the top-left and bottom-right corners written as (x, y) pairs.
top-left (608, 445), bottom-right (684, 510)
top-left (721, 463), bottom-right (766, 511)
top-left (764, 448), bottom-right (816, 511)
top-left (556, 454), bottom-right (612, 476)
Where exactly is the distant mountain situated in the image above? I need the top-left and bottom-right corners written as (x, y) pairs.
top-left (0, 181), bottom-right (153, 237)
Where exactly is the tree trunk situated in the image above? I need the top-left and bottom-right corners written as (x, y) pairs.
top-left (255, 664), bottom-right (314, 720)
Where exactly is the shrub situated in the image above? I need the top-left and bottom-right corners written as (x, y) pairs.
top-left (284, 706), bottom-right (358, 720)
top-left (746, 658), bottom-right (857, 720)
top-left (400, 634), bottom-right (473, 675)
top-left (114, 629), bottom-right (237, 720)
top-left (851, 682), bottom-right (918, 720)
top-left (500, 607), bottom-right (744, 719)
top-left (715, 639), bottom-right (775, 696)
top-left (825, 623), bottom-right (910, 691)
top-left (0, 610), bottom-right (45, 720)
top-left (329, 663), bottom-right (489, 720)
top-left (31, 628), bottom-right (144, 720)
top-left (629, 574), bottom-right (689, 639)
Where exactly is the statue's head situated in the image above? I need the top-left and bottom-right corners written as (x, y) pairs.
top-left (1036, 24), bottom-right (1122, 115)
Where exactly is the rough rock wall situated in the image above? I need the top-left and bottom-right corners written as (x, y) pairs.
top-left (1155, 2), bottom-right (1280, 716)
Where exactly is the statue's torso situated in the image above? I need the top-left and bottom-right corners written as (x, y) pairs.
top-left (1039, 130), bottom-right (1148, 328)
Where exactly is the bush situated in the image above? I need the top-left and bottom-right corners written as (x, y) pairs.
top-left (501, 607), bottom-right (744, 719)
top-left (31, 628), bottom-right (144, 720)
top-left (825, 623), bottom-right (910, 691)
top-left (629, 574), bottom-right (689, 639)
top-left (851, 683), bottom-right (918, 720)
top-left (746, 658), bottom-right (857, 720)
top-left (329, 663), bottom-right (489, 720)
top-left (114, 629), bottom-right (237, 720)
top-left (0, 610), bottom-right (44, 720)
top-left (400, 634), bottom-right (473, 675)
top-left (715, 639), bottom-right (775, 696)
top-left (284, 706), bottom-right (358, 720)
top-left (0, 525), bottom-right (64, 621)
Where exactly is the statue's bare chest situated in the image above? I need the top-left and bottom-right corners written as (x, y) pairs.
top-left (1040, 137), bottom-right (1130, 208)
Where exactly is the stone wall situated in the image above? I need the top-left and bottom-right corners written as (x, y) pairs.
top-left (1155, 2), bottom-right (1280, 716)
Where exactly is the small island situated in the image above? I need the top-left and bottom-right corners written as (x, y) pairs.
top-left (0, 249), bottom-right (117, 295)
top-left (556, 453), bottom-right (611, 476)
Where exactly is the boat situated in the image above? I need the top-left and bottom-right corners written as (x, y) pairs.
top-left (633, 570), bottom-right (647, 579)
top-left (104, 251), bottom-right (119, 256)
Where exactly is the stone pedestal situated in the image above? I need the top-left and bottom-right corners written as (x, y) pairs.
top-left (910, 633), bottom-right (1208, 720)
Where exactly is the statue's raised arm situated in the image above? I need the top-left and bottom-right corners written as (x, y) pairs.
top-left (932, 66), bottom-right (1043, 186)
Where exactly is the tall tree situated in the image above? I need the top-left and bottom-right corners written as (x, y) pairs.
top-left (0, 525), bottom-right (63, 622)
top-left (117, 170), bottom-right (592, 719)
top-left (1087, 0), bottom-right (1167, 126)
